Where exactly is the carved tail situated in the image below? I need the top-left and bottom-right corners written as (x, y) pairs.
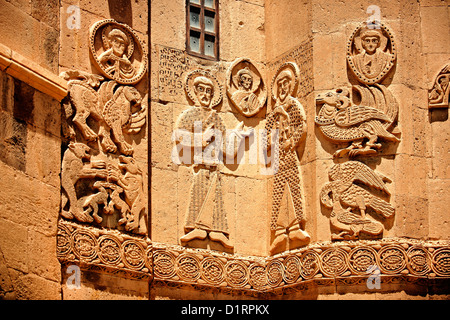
top-left (353, 84), bottom-right (399, 129)
top-left (320, 183), bottom-right (334, 208)
top-left (369, 196), bottom-right (395, 218)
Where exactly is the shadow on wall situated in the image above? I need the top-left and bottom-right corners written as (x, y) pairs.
top-left (108, 0), bottom-right (133, 27)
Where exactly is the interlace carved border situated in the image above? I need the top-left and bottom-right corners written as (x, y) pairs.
top-left (57, 220), bottom-right (450, 295)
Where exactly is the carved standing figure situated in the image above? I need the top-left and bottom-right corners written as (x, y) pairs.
top-left (173, 70), bottom-right (253, 250)
top-left (264, 62), bottom-right (310, 254)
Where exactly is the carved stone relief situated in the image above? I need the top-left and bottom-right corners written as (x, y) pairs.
top-left (89, 19), bottom-right (148, 85)
top-left (316, 21), bottom-right (399, 242)
top-left (58, 219), bottom-right (450, 295)
top-left (428, 64), bottom-right (450, 109)
top-left (226, 58), bottom-right (267, 117)
top-left (315, 85), bottom-right (400, 158)
top-left (173, 69), bottom-right (253, 251)
top-left (59, 20), bottom-right (148, 235)
top-left (264, 62), bottom-right (310, 255)
top-left (347, 22), bottom-right (396, 85)
top-left (320, 161), bottom-right (394, 240)
top-left (316, 21), bottom-right (400, 159)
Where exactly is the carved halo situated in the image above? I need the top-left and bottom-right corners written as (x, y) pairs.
top-left (270, 61), bottom-right (301, 102)
top-left (346, 22), bottom-right (397, 85)
top-left (226, 57), bottom-right (267, 117)
top-left (185, 69), bottom-right (223, 108)
top-left (89, 19), bottom-right (148, 85)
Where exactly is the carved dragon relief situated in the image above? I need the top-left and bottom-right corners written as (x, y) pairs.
top-left (59, 20), bottom-right (148, 235)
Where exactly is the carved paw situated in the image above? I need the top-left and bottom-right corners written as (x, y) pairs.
top-left (101, 139), bottom-right (118, 154)
top-left (120, 142), bottom-right (134, 156)
top-left (125, 220), bottom-right (139, 232)
top-left (83, 128), bottom-right (98, 141)
top-left (71, 208), bottom-right (94, 223)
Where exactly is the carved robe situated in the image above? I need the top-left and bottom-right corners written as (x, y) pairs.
top-left (175, 106), bottom-right (229, 235)
top-left (265, 96), bottom-right (306, 230)
top-left (351, 49), bottom-right (392, 80)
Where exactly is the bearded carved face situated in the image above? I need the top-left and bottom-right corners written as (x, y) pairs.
top-left (194, 83), bottom-right (214, 108)
top-left (277, 76), bottom-right (291, 103)
top-left (239, 73), bottom-right (253, 91)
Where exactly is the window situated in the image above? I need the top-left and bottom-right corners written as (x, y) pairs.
top-left (186, 0), bottom-right (219, 60)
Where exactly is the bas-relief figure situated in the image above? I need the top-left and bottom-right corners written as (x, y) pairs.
top-left (59, 20), bottom-right (148, 235)
top-left (173, 69), bottom-right (253, 251)
top-left (264, 62), bottom-right (310, 254)
top-left (347, 23), bottom-right (396, 85)
top-left (226, 58), bottom-right (267, 117)
top-left (89, 19), bottom-right (148, 85)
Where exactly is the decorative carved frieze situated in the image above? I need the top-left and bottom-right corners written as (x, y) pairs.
top-left (57, 220), bottom-right (152, 280)
top-left (57, 219), bottom-right (450, 295)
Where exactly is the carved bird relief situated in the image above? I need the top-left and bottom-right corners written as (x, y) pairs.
top-left (320, 161), bottom-right (394, 240)
top-left (315, 85), bottom-right (400, 158)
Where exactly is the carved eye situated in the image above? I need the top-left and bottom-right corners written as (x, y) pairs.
top-left (326, 92), bottom-right (333, 97)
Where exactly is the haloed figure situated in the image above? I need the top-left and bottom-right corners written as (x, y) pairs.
top-left (174, 73), bottom-right (252, 250)
top-left (265, 64), bottom-right (310, 254)
top-left (231, 67), bottom-right (259, 115)
top-left (99, 28), bottom-right (136, 80)
top-left (351, 28), bottom-right (393, 80)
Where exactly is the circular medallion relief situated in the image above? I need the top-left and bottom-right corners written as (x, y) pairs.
top-left (89, 19), bottom-right (148, 85)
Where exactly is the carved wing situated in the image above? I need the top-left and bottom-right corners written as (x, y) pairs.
top-left (68, 81), bottom-right (99, 114)
top-left (98, 81), bottom-right (117, 109)
top-left (347, 161), bottom-right (389, 194)
top-left (335, 105), bottom-right (391, 127)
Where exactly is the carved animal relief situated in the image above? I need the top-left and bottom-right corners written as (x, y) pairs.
top-left (316, 21), bottom-right (400, 158)
top-left (320, 161), bottom-right (394, 240)
top-left (59, 20), bottom-right (148, 235)
top-left (226, 58), bottom-right (267, 117)
top-left (317, 20), bottom-right (399, 242)
top-left (315, 85), bottom-right (400, 158)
